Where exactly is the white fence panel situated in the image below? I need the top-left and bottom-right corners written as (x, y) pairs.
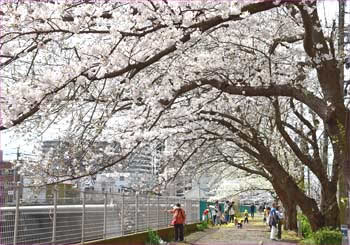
top-left (0, 185), bottom-right (200, 245)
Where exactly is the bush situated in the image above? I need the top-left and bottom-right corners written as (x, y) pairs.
top-left (196, 224), bottom-right (204, 231)
top-left (300, 237), bottom-right (316, 245)
top-left (201, 221), bottom-right (209, 229)
top-left (312, 228), bottom-right (342, 245)
top-left (147, 229), bottom-right (161, 245)
top-left (298, 214), bottom-right (312, 238)
top-left (196, 224), bottom-right (205, 231)
top-left (196, 221), bottom-right (209, 231)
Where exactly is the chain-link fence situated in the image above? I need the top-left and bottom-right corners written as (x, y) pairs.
top-left (0, 184), bottom-right (200, 245)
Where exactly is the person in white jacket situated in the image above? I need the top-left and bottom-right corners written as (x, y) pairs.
top-left (269, 203), bottom-right (279, 240)
top-left (209, 204), bottom-right (217, 225)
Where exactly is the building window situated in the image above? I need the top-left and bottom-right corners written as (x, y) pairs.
top-left (120, 176), bottom-right (125, 181)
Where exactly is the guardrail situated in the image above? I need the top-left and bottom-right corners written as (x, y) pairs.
top-left (0, 184), bottom-right (200, 245)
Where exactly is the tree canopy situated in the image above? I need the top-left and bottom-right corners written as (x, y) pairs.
top-left (1, 0), bottom-right (348, 230)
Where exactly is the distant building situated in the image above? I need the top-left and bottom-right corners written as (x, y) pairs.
top-left (41, 140), bottom-right (163, 195)
top-left (184, 174), bottom-right (216, 200)
top-left (160, 168), bottom-right (195, 197)
top-left (0, 161), bottom-right (21, 205)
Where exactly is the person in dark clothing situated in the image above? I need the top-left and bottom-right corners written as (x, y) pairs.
top-left (216, 201), bottom-right (222, 225)
top-left (250, 204), bottom-right (256, 218)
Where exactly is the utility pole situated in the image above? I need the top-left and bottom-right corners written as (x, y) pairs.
top-left (338, 0), bottom-right (349, 228)
top-left (339, 0), bottom-right (345, 96)
top-left (13, 147), bottom-right (20, 203)
top-left (338, 3), bottom-right (350, 245)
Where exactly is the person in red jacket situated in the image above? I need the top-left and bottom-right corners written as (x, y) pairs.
top-left (166, 203), bottom-right (186, 242)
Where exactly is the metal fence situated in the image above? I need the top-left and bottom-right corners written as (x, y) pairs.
top-left (0, 184), bottom-right (200, 245)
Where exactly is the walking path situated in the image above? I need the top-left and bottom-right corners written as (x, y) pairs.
top-left (178, 215), bottom-right (300, 245)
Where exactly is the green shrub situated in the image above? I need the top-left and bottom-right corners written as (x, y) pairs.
top-left (312, 228), bottom-right (342, 245)
top-left (201, 221), bottom-right (209, 229)
top-left (196, 223), bottom-right (205, 231)
top-left (196, 221), bottom-right (210, 231)
top-left (300, 237), bottom-right (316, 245)
top-left (147, 229), bottom-right (161, 245)
top-left (298, 214), bottom-right (312, 238)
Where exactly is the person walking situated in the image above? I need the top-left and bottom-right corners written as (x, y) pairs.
top-left (209, 203), bottom-right (217, 225)
top-left (229, 201), bottom-right (235, 223)
top-left (167, 203), bottom-right (186, 242)
top-left (276, 206), bottom-right (284, 240)
top-left (265, 207), bottom-right (271, 228)
top-left (269, 203), bottom-right (279, 241)
top-left (250, 204), bottom-right (256, 219)
top-left (224, 201), bottom-right (230, 223)
top-left (244, 209), bottom-right (249, 224)
top-left (215, 201), bottom-right (222, 225)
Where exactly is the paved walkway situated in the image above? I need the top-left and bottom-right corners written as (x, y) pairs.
top-left (177, 216), bottom-right (300, 245)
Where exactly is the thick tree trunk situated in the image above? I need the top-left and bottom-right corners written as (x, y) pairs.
top-left (266, 159), bottom-right (334, 231)
top-left (322, 182), bottom-right (340, 228)
top-left (284, 202), bottom-right (298, 231)
top-left (280, 175), bottom-right (339, 230)
top-left (272, 181), bottom-right (298, 231)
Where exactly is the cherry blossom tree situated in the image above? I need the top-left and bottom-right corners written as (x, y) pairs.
top-left (0, 0), bottom-right (347, 230)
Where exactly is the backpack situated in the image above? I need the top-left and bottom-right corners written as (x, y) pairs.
top-left (172, 208), bottom-right (186, 225)
top-left (269, 210), bottom-right (279, 227)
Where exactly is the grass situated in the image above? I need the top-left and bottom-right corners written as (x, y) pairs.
top-left (299, 237), bottom-right (316, 245)
top-left (282, 230), bottom-right (302, 243)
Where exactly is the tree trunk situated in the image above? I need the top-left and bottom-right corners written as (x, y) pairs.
top-left (272, 181), bottom-right (298, 231)
top-left (284, 201), bottom-right (298, 231)
top-left (266, 158), bottom-right (333, 231)
top-left (322, 181), bottom-right (340, 228)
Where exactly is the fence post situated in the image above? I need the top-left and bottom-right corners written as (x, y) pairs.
top-left (165, 197), bottom-right (168, 226)
top-left (135, 194), bottom-right (138, 233)
top-left (13, 182), bottom-right (20, 245)
top-left (157, 196), bottom-right (160, 229)
top-left (197, 200), bottom-right (200, 222)
top-left (121, 193), bottom-right (124, 235)
top-left (103, 192), bottom-right (107, 239)
top-left (52, 185), bottom-right (58, 245)
top-left (81, 191), bottom-right (86, 244)
top-left (184, 200), bottom-right (187, 223)
top-left (147, 195), bottom-right (150, 229)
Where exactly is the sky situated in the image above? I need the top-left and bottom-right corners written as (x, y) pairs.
top-left (0, 0), bottom-right (344, 161)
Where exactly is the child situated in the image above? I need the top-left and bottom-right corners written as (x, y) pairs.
top-left (202, 208), bottom-right (209, 222)
top-left (237, 219), bottom-right (243, 229)
top-left (244, 209), bottom-right (249, 224)
top-left (220, 214), bottom-right (228, 225)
